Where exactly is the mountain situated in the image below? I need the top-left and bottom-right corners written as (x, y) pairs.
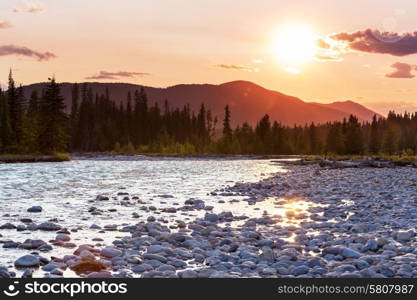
top-left (21, 80), bottom-right (380, 126)
top-left (310, 100), bottom-right (382, 121)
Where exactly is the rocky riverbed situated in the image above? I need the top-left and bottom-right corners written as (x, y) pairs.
top-left (1, 160), bottom-right (417, 278)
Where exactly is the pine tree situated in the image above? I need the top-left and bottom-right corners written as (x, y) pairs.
top-left (255, 114), bottom-right (271, 154)
top-left (222, 105), bottom-right (232, 138)
top-left (70, 83), bottom-right (79, 148)
top-left (345, 115), bottom-right (363, 154)
top-left (7, 70), bottom-right (24, 149)
top-left (28, 90), bottom-right (39, 115)
top-left (38, 77), bottom-right (69, 153)
top-left (325, 122), bottom-right (344, 154)
top-left (369, 114), bottom-right (379, 154)
top-left (381, 128), bottom-right (397, 155)
top-left (21, 90), bottom-right (40, 153)
top-left (309, 122), bottom-right (317, 154)
top-left (0, 89), bottom-right (12, 152)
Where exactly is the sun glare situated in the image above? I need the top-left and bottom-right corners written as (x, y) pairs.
top-left (272, 23), bottom-right (318, 73)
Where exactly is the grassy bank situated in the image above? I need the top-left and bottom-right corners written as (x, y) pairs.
top-left (0, 153), bottom-right (70, 163)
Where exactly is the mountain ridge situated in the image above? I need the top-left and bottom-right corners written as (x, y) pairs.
top-left (21, 80), bottom-right (381, 126)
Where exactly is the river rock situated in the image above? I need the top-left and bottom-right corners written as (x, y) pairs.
top-left (179, 270), bottom-right (198, 278)
top-left (204, 213), bottom-right (219, 223)
top-left (340, 247), bottom-right (362, 259)
top-left (363, 239), bottom-right (378, 251)
top-left (96, 195), bottom-right (109, 201)
top-left (396, 231), bottom-right (414, 242)
top-left (27, 206), bottom-right (42, 213)
top-left (3, 241), bottom-right (20, 248)
top-left (19, 239), bottom-right (47, 250)
top-left (37, 222), bottom-right (62, 231)
top-left (42, 263), bottom-right (59, 272)
top-left (100, 247), bottom-right (122, 258)
top-left (22, 269), bottom-right (34, 278)
top-left (132, 264), bottom-right (153, 273)
top-left (0, 223), bottom-right (16, 229)
top-left (143, 253), bottom-right (167, 263)
top-left (292, 265), bottom-right (309, 276)
top-left (56, 234), bottom-right (71, 242)
top-left (0, 266), bottom-right (11, 278)
top-left (14, 255), bottom-right (40, 268)
top-left (87, 271), bottom-right (113, 278)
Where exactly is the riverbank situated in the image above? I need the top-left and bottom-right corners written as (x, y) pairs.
top-left (1, 159), bottom-right (416, 278)
top-left (282, 155), bottom-right (417, 168)
top-left (72, 152), bottom-right (300, 160)
top-left (0, 153), bottom-right (70, 164)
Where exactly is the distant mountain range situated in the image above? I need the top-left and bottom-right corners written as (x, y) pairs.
top-left (22, 80), bottom-right (382, 126)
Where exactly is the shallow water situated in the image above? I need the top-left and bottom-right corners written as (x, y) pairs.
top-left (0, 156), bottom-right (287, 276)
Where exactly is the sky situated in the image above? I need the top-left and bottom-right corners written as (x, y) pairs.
top-left (1, 0), bottom-right (417, 115)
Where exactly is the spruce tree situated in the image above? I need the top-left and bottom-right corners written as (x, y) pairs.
top-left (369, 115), bottom-right (379, 154)
top-left (325, 122), bottom-right (344, 154)
top-left (309, 122), bottom-right (317, 154)
top-left (345, 115), bottom-right (363, 154)
top-left (0, 89), bottom-right (12, 152)
top-left (7, 70), bottom-right (24, 149)
top-left (21, 90), bottom-right (40, 153)
top-left (381, 128), bottom-right (397, 155)
top-left (38, 77), bottom-right (68, 153)
top-left (222, 105), bottom-right (232, 138)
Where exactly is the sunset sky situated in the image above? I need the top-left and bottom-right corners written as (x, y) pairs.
top-left (1, 0), bottom-right (417, 114)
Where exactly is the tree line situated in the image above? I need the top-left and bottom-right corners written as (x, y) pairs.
top-left (0, 72), bottom-right (416, 156)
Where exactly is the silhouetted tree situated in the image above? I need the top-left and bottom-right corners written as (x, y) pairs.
top-left (38, 77), bottom-right (69, 153)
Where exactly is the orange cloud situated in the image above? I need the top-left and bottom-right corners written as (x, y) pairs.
top-left (85, 71), bottom-right (151, 80)
top-left (0, 45), bottom-right (55, 61)
top-left (215, 64), bottom-right (259, 72)
top-left (330, 29), bottom-right (417, 56)
top-left (385, 62), bottom-right (416, 78)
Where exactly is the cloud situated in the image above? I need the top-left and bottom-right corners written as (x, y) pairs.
top-left (216, 64), bottom-right (251, 70)
top-left (385, 62), bottom-right (416, 78)
top-left (316, 38), bottom-right (330, 49)
top-left (0, 45), bottom-right (55, 61)
top-left (215, 64), bottom-right (259, 72)
top-left (329, 29), bottom-right (417, 56)
top-left (0, 21), bottom-right (13, 29)
top-left (13, 1), bottom-right (45, 14)
top-left (314, 37), bottom-right (346, 62)
top-left (85, 71), bottom-right (151, 80)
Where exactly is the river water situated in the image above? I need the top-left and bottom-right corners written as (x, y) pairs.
top-left (0, 156), bottom-right (286, 276)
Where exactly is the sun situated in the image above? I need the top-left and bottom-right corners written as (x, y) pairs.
top-left (272, 23), bottom-right (318, 73)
